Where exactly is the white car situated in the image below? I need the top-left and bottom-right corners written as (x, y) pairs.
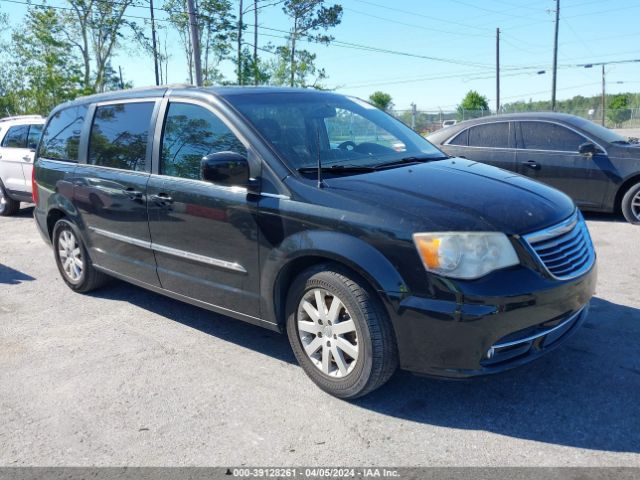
top-left (0, 115), bottom-right (44, 216)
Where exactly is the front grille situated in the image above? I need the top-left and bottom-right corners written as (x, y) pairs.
top-left (523, 212), bottom-right (595, 280)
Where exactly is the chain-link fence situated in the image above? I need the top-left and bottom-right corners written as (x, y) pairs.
top-left (393, 107), bottom-right (640, 135)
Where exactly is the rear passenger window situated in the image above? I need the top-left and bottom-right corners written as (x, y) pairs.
top-left (1, 125), bottom-right (28, 148)
top-left (448, 130), bottom-right (468, 146)
top-left (468, 123), bottom-right (510, 148)
top-left (39, 105), bottom-right (88, 162)
top-left (89, 102), bottom-right (154, 171)
top-left (519, 121), bottom-right (586, 152)
top-left (161, 102), bottom-right (247, 180)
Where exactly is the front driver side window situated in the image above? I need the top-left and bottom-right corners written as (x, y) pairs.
top-left (519, 121), bottom-right (586, 152)
top-left (161, 102), bottom-right (247, 180)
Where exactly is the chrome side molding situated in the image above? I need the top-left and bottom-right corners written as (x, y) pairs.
top-left (89, 227), bottom-right (247, 273)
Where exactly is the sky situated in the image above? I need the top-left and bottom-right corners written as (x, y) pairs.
top-left (1, 0), bottom-right (639, 111)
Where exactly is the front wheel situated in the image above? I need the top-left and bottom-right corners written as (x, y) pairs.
top-left (286, 265), bottom-right (398, 399)
top-left (621, 182), bottom-right (640, 225)
top-left (53, 219), bottom-right (108, 292)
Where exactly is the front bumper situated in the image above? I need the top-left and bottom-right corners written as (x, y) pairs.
top-left (388, 262), bottom-right (597, 378)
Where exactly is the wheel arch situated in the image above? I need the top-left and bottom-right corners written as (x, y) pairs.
top-left (261, 231), bottom-right (408, 328)
top-left (614, 174), bottom-right (640, 212)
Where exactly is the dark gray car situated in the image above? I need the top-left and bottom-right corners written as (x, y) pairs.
top-left (428, 112), bottom-right (640, 224)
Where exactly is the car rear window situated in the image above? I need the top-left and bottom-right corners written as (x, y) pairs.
top-left (468, 123), bottom-right (510, 148)
top-left (39, 105), bottom-right (88, 162)
top-left (88, 102), bottom-right (154, 172)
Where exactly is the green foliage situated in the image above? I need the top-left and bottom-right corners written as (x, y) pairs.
top-left (282, 0), bottom-right (343, 87)
top-left (2, 7), bottom-right (83, 115)
top-left (607, 95), bottom-right (632, 126)
top-left (368, 91), bottom-right (393, 111)
top-left (267, 45), bottom-right (327, 88)
top-left (457, 90), bottom-right (489, 120)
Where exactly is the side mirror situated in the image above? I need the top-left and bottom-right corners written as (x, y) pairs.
top-left (578, 142), bottom-right (598, 157)
top-left (201, 151), bottom-right (251, 187)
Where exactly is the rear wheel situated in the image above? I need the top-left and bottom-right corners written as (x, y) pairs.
top-left (53, 219), bottom-right (108, 292)
top-left (286, 265), bottom-right (398, 399)
top-left (0, 182), bottom-right (20, 216)
top-left (621, 182), bottom-right (640, 225)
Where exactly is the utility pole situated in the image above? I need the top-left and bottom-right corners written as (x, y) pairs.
top-left (237, 0), bottom-right (243, 85)
top-left (496, 27), bottom-right (500, 114)
top-left (118, 66), bottom-right (124, 89)
top-left (149, 0), bottom-right (160, 86)
top-left (551, 0), bottom-right (560, 110)
top-left (601, 64), bottom-right (606, 126)
top-left (187, 0), bottom-right (203, 86)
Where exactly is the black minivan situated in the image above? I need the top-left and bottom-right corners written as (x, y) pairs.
top-left (33, 86), bottom-right (597, 398)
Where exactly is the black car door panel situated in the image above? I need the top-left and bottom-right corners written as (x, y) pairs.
top-left (146, 99), bottom-right (261, 317)
top-left (74, 100), bottom-right (161, 286)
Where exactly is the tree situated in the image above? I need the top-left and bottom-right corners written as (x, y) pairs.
top-left (457, 90), bottom-right (489, 120)
top-left (368, 91), bottom-right (393, 111)
top-left (282, 0), bottom-right (342, 87)
top-left (60, 0), bottom-right (143, 93)
top-left (7, 7), bottom-right (83, 114)
top-left (267, 45), bottom-right (327, 88)
top-left (164, 0), bottom-right (235, 85)
top-left (607, 94), bottom-right (632, 127)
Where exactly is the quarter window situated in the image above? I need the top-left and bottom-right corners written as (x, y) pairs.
top-left (39, 105), bottom-right (88, 162)
top-left (468, 123), bottom-right (510, 148)
top-left (448, 130), bottom-right (468, 146)
top-left (161, 102), bottom-right (247, 180)
top-left (519, 121), bottom-right (586, 152)
top-left (1, 125), bottom-right (29, 148)
top-left (89, 102), bottom-right (154, 171)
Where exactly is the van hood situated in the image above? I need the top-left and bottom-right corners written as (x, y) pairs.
top-left (323, 158), bottom-right (575, 235)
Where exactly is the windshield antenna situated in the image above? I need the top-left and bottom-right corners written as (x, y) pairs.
top-left (316, 124), bottom-right (325, 189)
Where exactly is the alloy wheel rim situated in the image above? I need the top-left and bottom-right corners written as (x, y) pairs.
top-left (632, 191), bottom-right (640, 221)
top-left (297, 288), bottom-right (359, 378)
top-left (58, 229), bottom-right (83, 283)
top-left (0, 188), bottom-right (5, 213)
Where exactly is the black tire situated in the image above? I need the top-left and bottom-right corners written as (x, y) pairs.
top-left (286, 264), bottom-right (398, 399)
top-left (52, 219), bottom-right (108, 293)
top-left (621, 182), bottom-right (640, 225)
top-left (0, 181), bottom-right (20, 216)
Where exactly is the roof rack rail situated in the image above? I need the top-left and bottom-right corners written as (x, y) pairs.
top-left (0, 115), bottom-right (44, 123)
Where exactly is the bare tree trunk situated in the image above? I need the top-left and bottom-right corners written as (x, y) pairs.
top-left (290, 17), bottom-right (297, 87)
top-left (253, 0), bottom-right (258, 85)
top-left (237, 0), bottom-right (243, 85)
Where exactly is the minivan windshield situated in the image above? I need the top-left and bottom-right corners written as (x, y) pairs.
top-left (225, 92), bottom-right (447, 172)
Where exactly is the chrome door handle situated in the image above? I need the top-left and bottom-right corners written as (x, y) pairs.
top-left (123, 188), bottom-right (143, 200)
top-left (22, 155), bottom-right (32, 162)
top-left (523, 160), bottom-right (539, 170)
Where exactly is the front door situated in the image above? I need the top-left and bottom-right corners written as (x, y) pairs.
top-left (147, 100), bottom-right (261, 318)
top-left (74, 100), bottom-right (161, 286)
top-left (515, 120), bottom-right (607, 208)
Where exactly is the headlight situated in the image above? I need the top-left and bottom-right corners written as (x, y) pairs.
top-left (412, 232), bottom-right (519, 279)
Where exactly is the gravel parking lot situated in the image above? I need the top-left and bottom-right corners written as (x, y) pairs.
top-left (1, 206), bottom-right (639, 467)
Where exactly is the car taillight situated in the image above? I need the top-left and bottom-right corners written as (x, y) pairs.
top-left (31, 163), bottom-right (39, 205)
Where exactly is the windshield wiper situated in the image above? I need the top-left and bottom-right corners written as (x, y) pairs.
top-left (373, 155), bottom-right (448, 170)
top-left (611, 140), bottom-right (630, 145)
top-left (298, 164), bottom-right (376, 174)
